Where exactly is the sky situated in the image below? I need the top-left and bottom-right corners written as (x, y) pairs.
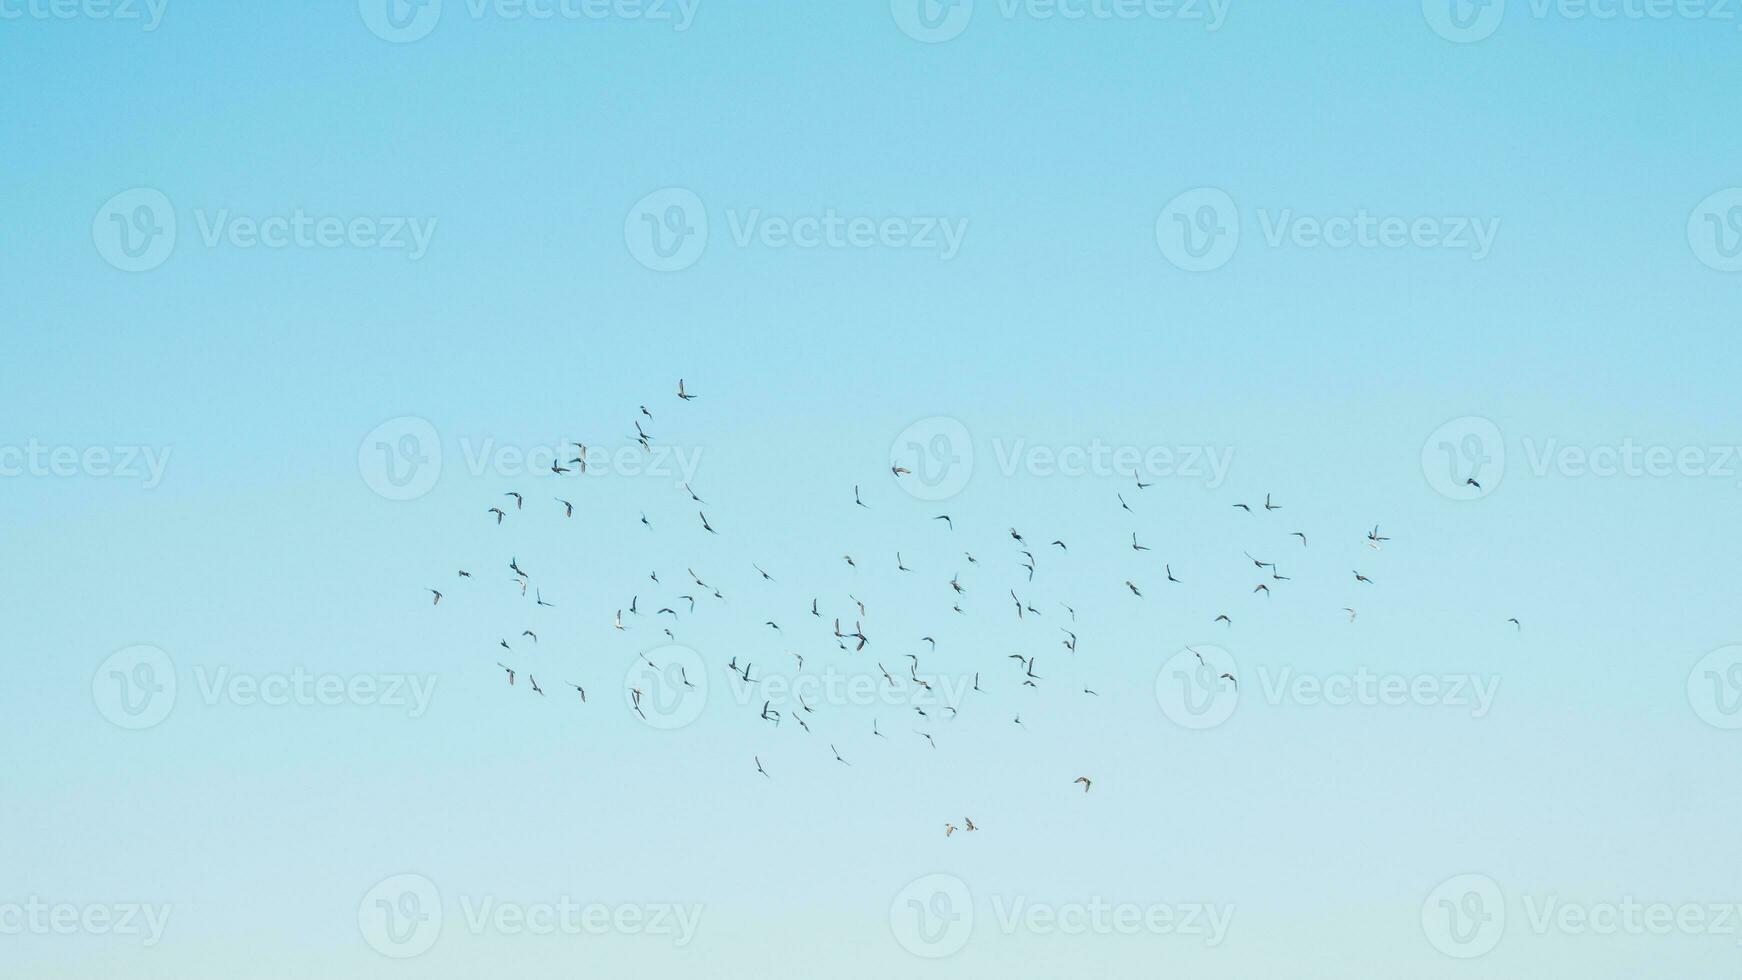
top-left (4, 0), bottom-right (1742, 976)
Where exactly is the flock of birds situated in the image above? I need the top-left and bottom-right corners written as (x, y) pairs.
top-left (426, 378), bottom-right (1520, 836)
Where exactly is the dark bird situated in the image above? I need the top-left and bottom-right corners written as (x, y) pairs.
top-left (496, 663), bottom-right (515, 685)
top-left (1132, 533), bottom-right (1150, 552)
top-left (1264, 493), bottom-right (1280, 511)
top-left (488, 507), bottom-right (506, 524)
top-left (556, 498), bottom-right (573, 517)
top-left (429, 589), bottom-right (442, 605)
top-left (699, 511), bottom-right (716, 534)
top-left (933, 515), bottom-right (953, 530)
top-left (854, 485), bottom-right (868, 508)
top-left (1074, 776), bottom-right (1092, 792)
top-left (1353, 571), bottom-right (1374, 584)
top-left (677, 378), bottom-right (696, 400)
top-left (505, 491), bottom-right (523, 510)
top-left (1126, 580), bottom-right (1142, 597)
top-left (755, 756), bottom-right (769, 778)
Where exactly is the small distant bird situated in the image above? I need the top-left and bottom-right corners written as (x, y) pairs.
top-left (504, 492), bottom-right (523, 510)
top-left (1126, 581), bottom-right (1142, 597)
top-left (677, 378), bottom-right (696, 400)
top-left (488, 507), bottom-right (506, 524)
top-left (1074, 776), bottom-right (1092, 792)
top-left (1465, 477), bottom-right (1481, 489)
top-left (854, 485), bottom-right (868, 508)
top-left (496, 663), bottom-right (515, 685)
top-left (1507, 617), bottom-right (1521, 631)
top-left (964, 817), bottom-right (977, 831)
top-left (933, 515), bottom-right (953, 530)
top-left (1215, 614), bottom-right (1231, 625)
top-left (1219, 672), bottom-right (1238, 690)
top-left (1264, 493), bottom-right (1280, 511)
top-left (1344, 607), bottom-right (1357, 622)
top-left (755, 756), bottom-right (769, 778)
top-left (556, 498), bottom-right (573, 517)
top-left (1132, 533), bottom-right (1150, 552)
top-left (1291, 531), bottom-right (1306, 546)
top-left (1232, 503), bottom-right (1251, 512)
top-left (1353, 571), bottom-right (1374, 584)
top-left (891, 463), bottom-right (911, 477)
top-left (429, 590), bottom-right (442, 605)
top-left (699, 511), bottom-right (716, 534)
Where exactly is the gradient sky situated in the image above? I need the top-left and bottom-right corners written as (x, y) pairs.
top-left (5, 1), bottom-right (1742, 977)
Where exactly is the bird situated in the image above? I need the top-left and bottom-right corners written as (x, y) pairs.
top-left (550, 459), bottom-right (570, 475)
top-left (1465, 477), bottom-right (1481, 489)
top-left (1344, 607), bottom-right (1358, 622)
top-left (1291, 531), bottom-right (1306, 546)
top-left (945, 823), bottom-right (957, 837)
top-left (1353, 571), bottom-right (1374, 584)
top-left (685, 483), bottom-right (704, 503)
top-left (1264, 493), bottom-right (1280, 511)
top-left (1118, 494), bottom-right (1132, 513)
top-left (428, 589), bottom-right (442, 605)
top-left (891, 463), bottom-right (911, 477)
top-left (964, 817), bottom-right (977, 831)
top-left (755, 756), bottom-right (769, 778)
top-left (1074, 776), bottom-right (1092, 792)
top-left (854, 485), bottom-right (868, 508)
top-left (1367, 525), bottom-right (1391, 547)
top-left (496, 663), bottom-right (515, 685)
top-left (831, 744), bottom-right (849, 765)
top-left (1132, 533), bottom-right (1150, 552)
top-left (488, 507), bottom-right (506, 524)
top-left (566, 682), bottom-right (586, 702)
top-left (529, 676), bottom-right (544, 696)
top-left (1232, 503), bottom-right (1251, 512)
top-left (699, 511), bottom-right (716, 534)
top-left (1219, 672), bottom-right (1237, 690)
top-left (1507, 617), bottom-right (1521, 631)
top-left (556, 498), bottom-right (573, 518)
top-left (933, 515), bottom-right (953, 530)
top-left (504, 491), bottom-right (523, 510)
top-left (1165, 564), bottom-right (1180, 583)
top-left (677, 378), bottom-right (696, 400)
top-left (1126, 581), bottom-right (1142, 597)
top-left (1215, 614), bottom-right (1231, 625)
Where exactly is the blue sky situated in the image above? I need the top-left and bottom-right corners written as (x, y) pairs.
top-left (4, 1), bottom-right (1742, 976)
